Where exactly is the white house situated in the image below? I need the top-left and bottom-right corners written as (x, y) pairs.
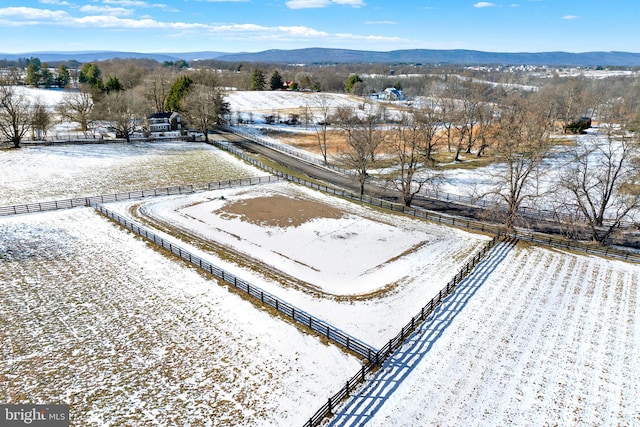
top-left (377, 87), bottom-right (404, 101)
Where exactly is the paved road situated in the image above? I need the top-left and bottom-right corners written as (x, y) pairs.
top-left (212, 129), bottom-right (603, 239)
top-left (213, 130), bottom-right (486, 219)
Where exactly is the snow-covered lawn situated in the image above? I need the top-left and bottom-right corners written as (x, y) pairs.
top-left (365, 244), bottom-right (640, 426)
top-left (0, 208), bottom-right (360, 426)
top-left (0, 142), bottom-right (261, 205)
top-left (10, 86), bottom-right (68, 109)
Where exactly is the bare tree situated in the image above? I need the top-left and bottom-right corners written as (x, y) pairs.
top-left (414, 104), bottom-right (442, 162)
top-left (0, 84), bottom-right (31, 148)
top-left (554, 76), bottom-right (590, 133)
top-left (438, 95), bottom-right (457, 153)
top-left (336, 106), bottom-right (384, 196)
top-left (142, 69), bottom-right (175, 113)
top-left (182, 84), bottom-right (229, 142)
top-left (485, 92), bottom-right (556, 230)
top-left (30, 100), bottom-right (51, 140)
top-left (560, 99), bottom-right (640, 243)
top-left (390, 110), bottom-right (439, 206)
top-left (56, 92), bottom-right (93, 133)
top-left (446, 80), bottom-right (490, 161)
top-left (95, 91), bottom-right (145, 142)
top-left (475, 102), bottom-right (497, 158)
top-left (311, 95), bottom-right (333, 165)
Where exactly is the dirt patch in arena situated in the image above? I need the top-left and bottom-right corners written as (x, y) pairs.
top-left (215, 195), bottom-right (345, 228)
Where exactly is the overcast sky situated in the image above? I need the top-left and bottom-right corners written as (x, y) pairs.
top-left (1, 0), bottom-right (638, 54)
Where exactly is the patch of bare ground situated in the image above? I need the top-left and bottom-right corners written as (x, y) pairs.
top-left (273, 130), bottom-right (348, 156)
top-left (269, 128), bottom-right (486, 171)
top-left (215, 195), bottom-right (344, 227)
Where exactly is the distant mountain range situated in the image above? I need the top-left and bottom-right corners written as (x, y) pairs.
top-left (3, 48), bottom-right (640, 67)
top-left (0, 50), bottom-right (229, 63)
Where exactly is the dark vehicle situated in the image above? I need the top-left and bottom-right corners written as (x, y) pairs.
top-left (564, 117), bottom-right (592, 134)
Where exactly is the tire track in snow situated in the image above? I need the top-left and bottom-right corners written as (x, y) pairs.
top-left (329, 239), bottom-right (517, 427)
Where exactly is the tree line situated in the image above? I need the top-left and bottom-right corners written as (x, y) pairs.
top-left (304, 74), bottom-right (640, 244)
top-left (1, 56), bottom-right (639, 243)
top-left (0, 58), bottom-right (229, 144)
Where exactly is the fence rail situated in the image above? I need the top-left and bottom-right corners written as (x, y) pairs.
top-left (427, 188), bottom-right (638, 231)
top-left (0, 176), bottom-right (279, 217)
top-left (302, 234), bottom-right (504, 427)
top-left (21, 136), bottom-right (188, 147)
top-left (223, 125), bottom-right (638, 232)
top-left (210, 139), bottom-right (640, 264)
top-left (95, 205), bottom-right (378, 362)
top-left (223, 125), bottom-right (350, 175)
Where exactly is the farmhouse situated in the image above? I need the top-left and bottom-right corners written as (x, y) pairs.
top-left (147, 112), bottom-right (182, 136)
top-left (376, 87), bottom-right (405, 101)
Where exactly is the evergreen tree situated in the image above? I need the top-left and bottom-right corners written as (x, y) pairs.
top-left (79, 63), bottom-right (103, 90)
top-left (250, 69), bottom-right (266, 91)
top-left (39, 64), bottom-right (54, 88)
top-left (25, 58), bottom-right (41, 86)
top-left (56, 65), bottom-right (70, 88)
top-left (104, 76), bottom-right (124, 93)
top-left (270, 70), bottom-right (284, 90)
top-left (165, 75), bottom-right (193, 112)
top-left (344, 74), bottom-right (363, 94)
top-left (162, 59), bottom-right (189, 69)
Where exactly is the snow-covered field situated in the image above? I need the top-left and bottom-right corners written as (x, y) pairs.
top-left (1, 90), bottom-right (639, 426)
top-left (135, 181), bottom-right (484, 295)
top-left (226, 90), bottom-right (362, 117)
top-left (0, 208), bottom-right (359, 426)
top-left (0, 141), bottom-right (486, 424)
top-left (364, 244), bottom-right (640, 426)
top-left (10, 85), bottom-right (68, 109)
top-left (225, 89), bottom-right (403, 123)
top-left (0, 141), bottom-right (261, 205)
